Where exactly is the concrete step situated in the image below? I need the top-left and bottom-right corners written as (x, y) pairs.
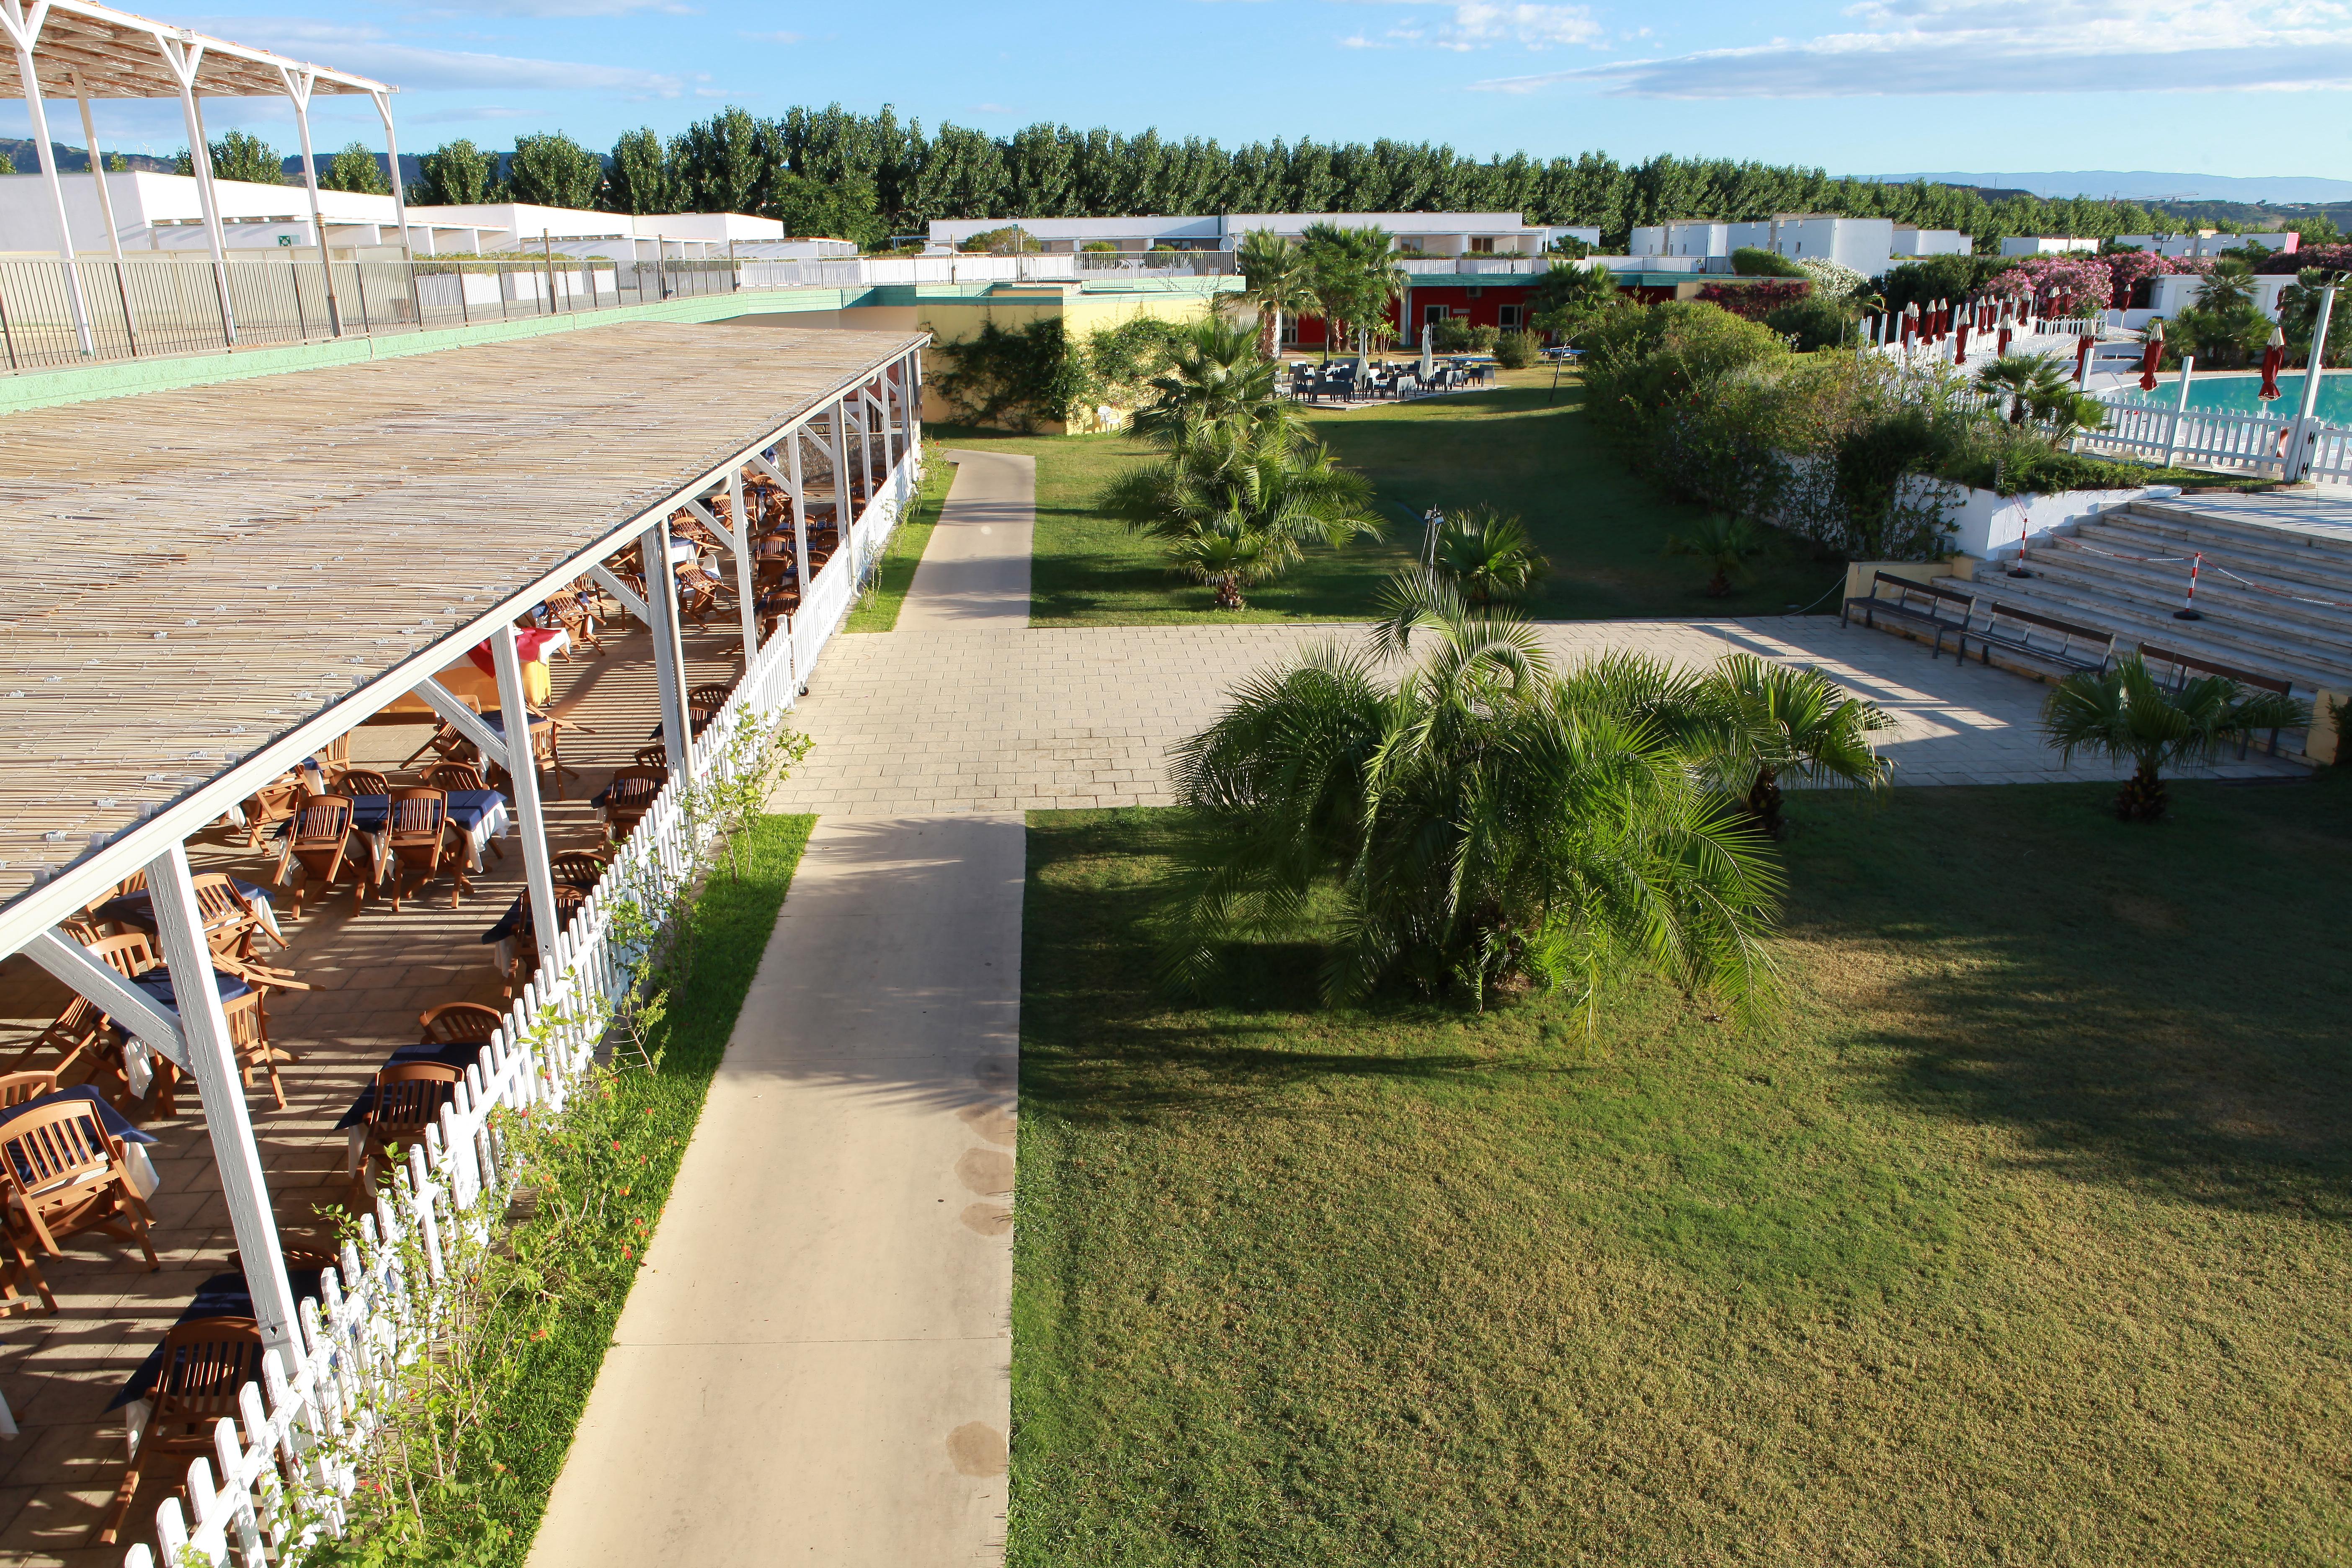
top-left (2128, 497), bottom-right (2352, 566)
top-left (1961, 563), bottom-right (2352, 694)
top-left (2015, 538), bottom-right (2352, 659)
top-left (2102, 509), bottom-right (2352, 592)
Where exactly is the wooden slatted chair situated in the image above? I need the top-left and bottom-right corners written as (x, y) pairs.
top-left (598, 766), bottom-right (666, 845)
top-left (0, 1070), bottom-right (59, 1106)
top-left (220, 990), bottom-right (295, 1112)
top-left (499, 885), bottom-right (590, 998)
top-left (675, 565), bottom-right (729, 631)
top-left (423, 761), bottom-right (487, 792)
top-left (333, 769), bottom-right (392, 798)
top-left (234, 773), bottom-right (309, 850)
top-left (358, 1063), bottom-right (463, 1187)
top-left (0, 1097), bottom-right (160, 1309)
top-left (400, 719), bottom-right (479, 772)
top-left (687, 682), bottom-right (735, 712)
top-left (418, 1003), bottom-right (505, 1047)
top-left (542, 590), bottom-right (605, 659)
top-left (276, 795), bottom-right (359, 918)
top-left (633, 743), bottom-right (668, 770)
top-left (387, 788), bottom-right (472, 911)
top-left (90, 1316), bottom-right (266, 1546)
top-left (549, 850), bottom-right (610, 895)
top-left (6, 995), bottom-right (103, 1080)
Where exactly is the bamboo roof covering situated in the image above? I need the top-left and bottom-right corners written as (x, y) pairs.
top-left (0, 1), bottom-right (389, 100)
top-left (0, 320), bottom-right (925, 936)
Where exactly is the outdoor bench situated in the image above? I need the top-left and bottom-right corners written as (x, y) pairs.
top-left (1961, 601), bottom-right (2116, 676)
top-left (2138, 641), bottom-right (2297, 756)
top-left (1840, 570), bottom-right (1977, 658)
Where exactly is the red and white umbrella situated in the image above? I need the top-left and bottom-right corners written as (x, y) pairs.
top-left (1954, 318), bottom-right (1970, 363)
top-left (2073, 332), bottom-right (2094, 384)
top-left (1996, 313), bottom-right (2012, 358)
top-left (1900, 301), bottom-right (1919, 348)
top-left (2139, 319), bottom-right (2164, 392)
top-left (2259, 326), bottom-right (2285, 401)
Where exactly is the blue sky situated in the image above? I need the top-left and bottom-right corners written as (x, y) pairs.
top-left (10, 0), bottom-right (2349, 186)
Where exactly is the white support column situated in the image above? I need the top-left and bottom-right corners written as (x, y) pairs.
top-left (2, 2), bottom-right (96, 356)
top-left (157, 33), bottom-right (237, 344)
top-left (148, 841), bottom-right (299, 1359)
top-left (23, 928), bottom-right (189, 1069)
top-left (489, 626), bottom-right (561, 971)
top-left (67, 73), bottom-right (124, 267)
top-left (828, 400), bottom-right (855, 570)
top-left (587, 563), bottom-right (651, 627)
top-left (279, 64), bottom-right (343, 336)
top-left (412, 676), bottom-right (506, 759)
top-left (726, 467), bottom-right (759, 663)
top-left (370, 89), bottom-right (415, 263)
top-left (640, 523), bottom-right (693, 777)
top-left (2288, 284), bottom-right (2337, 483)
top-left (787, 434), bottom-right (812, 689)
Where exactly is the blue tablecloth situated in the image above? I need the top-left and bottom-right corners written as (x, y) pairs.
top-left (109, 1266), bottom-right (325, 1409)
top-left (108, 967), bottom-right (249, 1045)
top-left (333, 1039), bottom-right (484, 1132)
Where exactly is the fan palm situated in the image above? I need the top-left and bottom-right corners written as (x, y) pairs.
top-left (1302, 222), bottom-right (1405, 359)
top-left (1974, 352), bottom-right (2072, 425)
top-left (1691, 654), bottom-right (1894, 835)
top-left (2042, 655), bottom-right (2309, 821)
top-left (1529, 260), bottom-right (1622, 346)
top-left (1663, 513), bottom-right (1767, 597)
top-left (1164, 511), bottom-right (1276, 610)
top-left (1163, 581), bottom-right (1781, 1013)
top-left (1129, 316), bottom-right (1301, 454)
top-left (1236, 229), bottom-right (1317, 361)
top-left (1426, 505), bottom-right (1550, 605)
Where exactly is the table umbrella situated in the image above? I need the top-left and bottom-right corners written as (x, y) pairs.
top-left (1900, 302), bottom-right (1918, 348)
top-left (1953, 319), bottom-right (1970, 363)
top-left (2073, 332), bottom-right (2094, 384)
top-left (2139, 319), bottom-right (2165, 392)
top-left (1996, 312), bottom-right (2013, 358)
top-left (2258, 327), bottom-right (2285, 401)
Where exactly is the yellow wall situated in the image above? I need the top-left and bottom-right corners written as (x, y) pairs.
top-left (917, 287), bottom-right (1223, 433)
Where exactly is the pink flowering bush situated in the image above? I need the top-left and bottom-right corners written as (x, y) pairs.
top-left (1983, 256), bottom-right (2113, 315)
top-left (1696, 280), bottom-right (1809, 321)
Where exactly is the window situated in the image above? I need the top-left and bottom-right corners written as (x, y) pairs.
top-left (1469, 236), bottom-right (1497, 254)
top-left (1423, 303), bottom-right (1447, 327)
top-left (1498, 304), bottom-right (1523, 330)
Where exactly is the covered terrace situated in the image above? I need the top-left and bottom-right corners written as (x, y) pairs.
top-left (0, 319), bottom-right (926, 1564)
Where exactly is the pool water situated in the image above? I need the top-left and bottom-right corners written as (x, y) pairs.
top-left (2107, 371), bottom-right (2352, 424)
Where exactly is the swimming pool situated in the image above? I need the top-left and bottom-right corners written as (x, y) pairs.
top-left (2105, 371), bottom-right (2352, 424)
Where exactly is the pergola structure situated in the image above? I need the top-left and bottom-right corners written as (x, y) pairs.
top-left (0, 0), bottom-right (405, 352)
top-left (0, 321), bottom-right (926, 1449)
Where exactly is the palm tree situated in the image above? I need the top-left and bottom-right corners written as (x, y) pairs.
top-left (1130, 317), bottom-right (1302, 453)
top-left (1529, 260), bottom-right (1622, 346)
top-left (1426, 505), bottom-right (1550, 605)
top-left (1236, 229), bottom-right (1316, 360)
top-left (1692, 654), bottom-right (1894, 836)
top-left (1663, 513), bottom-right (1767, 597)
top-left (1165, 511), bottom-right (1275, 610)
top-left (1974, 352), bottom-right (2072, 425)
top-left (1302, 222), bottom-right (1405, 360)
top-left (1162, 580), bottom-right (1781, 1012)
top-left (2042, 655), bottom-right (2309, 821)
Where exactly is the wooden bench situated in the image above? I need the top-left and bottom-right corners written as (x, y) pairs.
top-left (1961, 601), bottom-right (2116, 677)
top-left (2138, 642), bottom-right (2297, 756)
top-left (1841, 570), bottom-right (1977, 659)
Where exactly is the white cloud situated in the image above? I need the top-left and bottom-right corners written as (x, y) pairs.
top-left (189, 16), bottom-right (682, 94)
top-left (741, 29), bottom-right (805, 43)
top-left (411, 105), bottom-right (534, 123)
top-left (1473, 0), bottom-right (2352, 95)
top-left (969, 102), bottom-right (1016, 113)
top-left (1341, 1), bottom-right (1600, 52)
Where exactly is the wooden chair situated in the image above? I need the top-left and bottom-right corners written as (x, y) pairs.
top-left (498, 885), bottom-right (590, 998)
top-left (218, 991), bottom-right (294, 1111)
top-left (418, 1003), bottom-right (505, 1047)
top-left (541, 590), bottom-right (605, 659)
top-left (387, 788), bottom-right (472, 911)
top-left (358, 1063), bottom-right (462, 1186)
top-left (90, 1317), bottom-right (266, 1546)
top-left (400, 720), bottom-right (479, 772)
top-left (0, 1070), bottom-right (59, 1106)
top-left (333, 769), bottom-right (391, 798)
top-left (633, 743), bottom-right (668, 770)
top-left (675, 565), bottom-right (729, 631)
top-left (687, 682), bottom-right (735, 712)
top-left (549, 850), bottom-right (610, 895)
top-left (423, 761), bottom-right (487, 792)
top-left (189, 872), bottom-right (280, 960)
top-left (599, 766), bottom-right (667, 844)
top-left (234, 774), bottom-right (308, 850)
top-left (0, 1098), bottom-right (161, 1308)
top-left (276, 795), bottom-right (360, 919)
top-left (6, 995), bottom-right (103, 1080)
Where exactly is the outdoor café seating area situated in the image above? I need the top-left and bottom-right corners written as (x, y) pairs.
top-left (1284, 355), bottom-right (1496, 404)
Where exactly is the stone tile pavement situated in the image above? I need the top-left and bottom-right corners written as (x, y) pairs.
top-left (772, 616), bottom-right (2304, 816)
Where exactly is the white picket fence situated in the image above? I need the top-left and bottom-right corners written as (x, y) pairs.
top-left (121, 444), bottom-right (921, 1568)
top-left (2082, 399), bottom-right (2297, 475)
top-left (787, 446), bottom-right (917, 689)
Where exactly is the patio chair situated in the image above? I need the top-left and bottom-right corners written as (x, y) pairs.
top-left (276, 794), bottom-right (360, 919)
top-left (676, 565), bottom-right (730, 631)
top-left (90, 1316), bottom-right (267, 1546)
top-left (634, 743), bottom-right (668, 770)
top-left (221, 989), bottom-right (295, 1112)
top-left (541, 590), bottom-right (605, 660)
top-left (687, 682), bottom-right (735, 712)
top-left (495, 885), bottom-right (591, 999)
top-left (386, 788), bottom-right (471, 911)
top-left (0, 1070), bottom-right (59, 1107)
top-left (549, 850), bottom-right (611, 895)
top-left (333, 769), bottom-right (391, 798)
top-left (357, 1063), bottom-right (463, 1188)
top-left (0, 1097), bottom-right (161, 1308)
top-left (234, 773), bottom-right (309, 850)
top-left (418, 1003), bottom-right (505, 1047)
top-left (6, 995), bottom-right (103, 1080)
top-left (598, 766), bottom-right (667, 844)
top-left (190, 872), bottom-right (281, 960)
top-left (423, 761), bottom-right (487, 792)
top-left (400, 719), bottom-right (479, 772)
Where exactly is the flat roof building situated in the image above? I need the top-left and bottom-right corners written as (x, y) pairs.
top-left (924, 211), bottom-right (1591, 258)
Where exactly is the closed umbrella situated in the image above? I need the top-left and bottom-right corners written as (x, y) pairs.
top-left (1996, 308), bottom-right (2013, 358)
top-left (2139, 318), bottom-right (2165, 392)
top-left (2258, 326), bottom-right (2284, 402)
top-left (1954, 316), bottom-right (1970, 363)
top-left (1900, 300), bottom-right (1919, 349)
top-left (2073, 330), bottom-right (2094, 385)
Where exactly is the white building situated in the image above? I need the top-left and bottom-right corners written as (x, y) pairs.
top-left (923, 211), bottom-right (1575, 258)
top-left (2113, 230), bottom-right (2300, 259)
top-left (1627, 214), bottom-right (1963, 275)
top-left (1891, 225), bottom-right (1972, 258)
top-left (2146, 272), bottom-right (2298, 320)
top-left (2000, 236), bottom-right (2100, 256)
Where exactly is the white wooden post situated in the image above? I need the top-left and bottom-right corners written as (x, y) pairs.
top-left (1, 3), bottom-right (95, 356)
top-left (787, 432), bottom-right (812, 687)
top-left (156, 34), bottom-right (237, 345)
top-left (67, 73), bottom-right (124, 268)
top-left (828, 400), bottom-right (855, 570)
top-left (2161, 356), bottom-right (2195, 469)
top-left (726, 467), bottom-right (759, 662)
top-left (907, 348), bottom-right (925, 451)
top-left (148, 841), bottom-right (299, 1359)
top-left (2288, 284), bottom-right (2337, 483)
top-left (490, 625), bottom-right (561, 971)
top-left (370, 90), bottom-right (415, 263)
top-left (279, 65), bottom-right (344, 336)
top-left (640, 523), bottom-right (693, 778)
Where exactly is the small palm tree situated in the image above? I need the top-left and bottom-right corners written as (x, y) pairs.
top-left (1236, 229), bottom-right (1317, 361)
top-left (1426, 505), bottom-right (1550, 605)
top-left (1663, 513), bottom-right (1766, 598)
top-left (1166, 511), bottom-right (1275, 610)
top-left (1693, 654), bottom-right (1894, 835)
top-left (1130, 317), bottom-right (1299, 453)
top-left (2042, 655), bottom-right (2310, 821)
top-left (1974, 352), bottom-right (2072, 425)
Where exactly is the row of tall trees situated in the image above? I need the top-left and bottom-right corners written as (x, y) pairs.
top-left (191, 106), bottom-right (2228, 250)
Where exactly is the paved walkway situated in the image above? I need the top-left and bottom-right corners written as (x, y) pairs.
top-left (773, 615), bottom-right (2300, 816)
top-left (528, 815), bottom-right (1023, 1567)
top-left (895, 451), bottom-right (1034, 630)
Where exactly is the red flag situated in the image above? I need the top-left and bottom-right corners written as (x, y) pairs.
top-left (2259, 327), bottom-right (2285, 401)
top-left (2139, 320), bottom-right (2164, 392)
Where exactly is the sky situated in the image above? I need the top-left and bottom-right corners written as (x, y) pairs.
top-left (8, 0), bottom-right (2349, 188)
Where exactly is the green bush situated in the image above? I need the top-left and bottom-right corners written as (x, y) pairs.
top-left (1492, 329), bottom-right (1542, 368)
top-left (1430, 318), bottom-right (1500, 353)
top-left (1581, 301), bottom-right (1790, 456)
top-left (1944, 445), bottom-right (2277, 496)
top-left (1880, 254), bottom-right (2014, 313)
top-left (1732, 246), bottom-right (1808, 278)
top-left (1764, 294), bottom-right (1860, 351)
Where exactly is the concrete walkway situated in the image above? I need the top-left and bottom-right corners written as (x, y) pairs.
top-left (528, 816), bottom-right (1023, 1567)
top-left (895, 451), bottom-right (1035, 629)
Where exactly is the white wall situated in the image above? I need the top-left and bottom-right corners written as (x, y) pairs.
top-left (1893, 227), bottom-right (1972, 257)
top-left (2001, 236), bottom-right (2099, 256)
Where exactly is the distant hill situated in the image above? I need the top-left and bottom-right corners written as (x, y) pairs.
top-left (1872, 170), bottom-right (2352, 204)
top-left (0, 138), bottom-right (174, 174)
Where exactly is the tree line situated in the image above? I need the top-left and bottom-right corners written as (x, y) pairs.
top-left (171, 105), bottom-right (2289, 253)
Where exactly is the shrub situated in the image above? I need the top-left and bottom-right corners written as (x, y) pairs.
top-left (1582, 301), bottom-right (1790, 457)
top-left (1880, 255), bottom-right (2013, 314)
top-left (959, 225), bottom-right (1041, 254)
top-left (1795, 257), bottom-right (1868, 300)
top-left (1492, 329), bottom-right (1542, 368)
top-left (1697, 280), bottom-right (1810, 322)
top-left (1732, 246), bottom-right (1807, 278)
top-left (1764, 294), bottom-right (1858, 351)
top-left (1430, 318), bottom-right (1500, 353)
top-left (2256, 242), bottom-right (2352, 276)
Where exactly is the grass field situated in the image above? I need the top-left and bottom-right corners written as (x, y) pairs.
top-left (1011, 779), bottom-right (2352, 1566)
top-left (931, 369), bottom-right (1843, 628)
top-left (847, 446), bottom-right (954, 633)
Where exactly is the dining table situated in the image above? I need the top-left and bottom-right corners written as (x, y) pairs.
top-left (334, 1038), bottom-right (491, 1175)
top-left (88, 879), bottom-right (286, 947)
top-left (0, 1085), bottom-right (162, 1201)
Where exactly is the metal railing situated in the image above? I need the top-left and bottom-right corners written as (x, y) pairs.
top-left (0, 256), bottom-right (743, 374)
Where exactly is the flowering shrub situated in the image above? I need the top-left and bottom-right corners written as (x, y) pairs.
top-left (2259, 242), bottom-right (2352, 276)
top-left (1796, 257), bottom-right (1868, 300)
top-left (1983, 255), bottom-right (2114, 316)
top-left (1696, 280), bottom-right (1810, 321)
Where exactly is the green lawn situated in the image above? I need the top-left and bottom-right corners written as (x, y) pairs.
top-left (932, 370), bottom-right (1844, 628)
top-left (1012, 780), bottom-right (2352, 1566)
top-left (848, 446), bottom-right (954, 633)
